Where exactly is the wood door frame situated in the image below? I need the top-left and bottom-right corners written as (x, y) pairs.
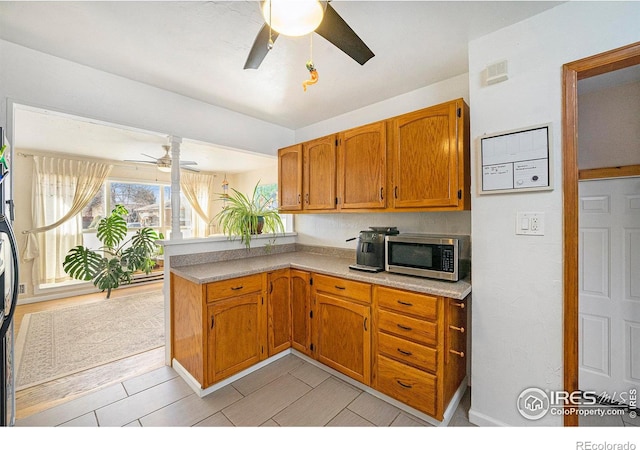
top-left (562, 41), bottom-right (640, 427)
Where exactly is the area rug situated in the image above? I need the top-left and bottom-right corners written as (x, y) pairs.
top-left (14, 290), bottom-right (165, 390)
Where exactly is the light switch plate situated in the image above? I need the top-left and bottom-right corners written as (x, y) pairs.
top-left (516, 212), bottom-right (544, 235)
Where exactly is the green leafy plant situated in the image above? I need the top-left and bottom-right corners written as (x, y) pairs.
top-left (63, 204), bottom-right (161, 298)
top-left (214, 181), bottom-right (284, 249)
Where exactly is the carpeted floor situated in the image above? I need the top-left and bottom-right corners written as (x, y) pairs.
top-left (14, 290), bottom-right (165, 390)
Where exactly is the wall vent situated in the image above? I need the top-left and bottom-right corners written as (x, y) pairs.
top-left (486, 60), bottom-right (509, 85)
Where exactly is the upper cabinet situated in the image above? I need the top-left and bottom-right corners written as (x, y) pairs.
top-left (278, 98), bottom-right (470, 214)
top-left (389, 99), bottom-right (469, 210)
top-left (337, 121), bottom-right (386, 210)
top-left (303, 135), bottom-right (337, 211)
top-left (278, 144), bottom-right (303, 211)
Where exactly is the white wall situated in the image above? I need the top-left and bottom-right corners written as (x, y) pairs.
top-left (468, 1), bottom-right (640, 426)
top-left (578, 80), bottom-right (640, 170)
top-left (293, 73), bottom-right (471, 248)
top-left (0, 39), bottom-right (294, 158)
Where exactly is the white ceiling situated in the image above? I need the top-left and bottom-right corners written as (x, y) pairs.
top-left (1, 1), bottom-right (564, 172)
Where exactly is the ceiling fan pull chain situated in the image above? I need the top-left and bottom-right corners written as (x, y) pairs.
top-left (303, 34), bottom-right (319, 92)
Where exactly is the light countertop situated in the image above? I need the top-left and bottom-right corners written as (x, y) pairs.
top-left (170, 251), bottom-right (471, 300)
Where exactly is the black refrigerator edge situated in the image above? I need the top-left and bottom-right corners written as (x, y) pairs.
top-left (0, 126), bottom-right (19, 427)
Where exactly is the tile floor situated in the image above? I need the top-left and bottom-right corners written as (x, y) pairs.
top-left (16, 354), bottom-right (473, 427)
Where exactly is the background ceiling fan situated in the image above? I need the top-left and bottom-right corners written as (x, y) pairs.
top-left (244, 0), bottom-right (375, 70)
top-left (125, 145), bottom-right (200, 172)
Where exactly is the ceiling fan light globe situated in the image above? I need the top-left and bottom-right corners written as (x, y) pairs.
top-left (157, 164), bottom-right (172, 173)
top-left (262, 0), bottom-right (324, 37)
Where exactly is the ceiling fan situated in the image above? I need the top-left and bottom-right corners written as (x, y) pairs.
top-left (244, 0), bottom-right (375, 70)
top-left (125, 145), bottom-right (200, 172)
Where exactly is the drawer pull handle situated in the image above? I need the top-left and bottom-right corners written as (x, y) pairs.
top-left (450, 349), bottom-right (465, 358)
top-left (397, 300), bottom-right (413, 306)
top-left (397, 348), bottom-right (412, 356)
top-left (452, 302), bottom-right (465, 309)
top-left (231, 286), bottom-right (244, 291)
top-left (396, 380), bottom-right (412, 389)
top-left (334, 285), bottom-right (346, 290)
top-left (397, 324), bottom-right (412, 331)
top-left (449, 325), bottom-right (465, 333)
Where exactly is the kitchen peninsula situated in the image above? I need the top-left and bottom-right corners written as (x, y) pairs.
top-left (169, 244), bottom-right (471, 425)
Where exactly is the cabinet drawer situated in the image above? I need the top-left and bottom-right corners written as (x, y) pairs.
top-left (378, 309), bottom-right (437, 346)
top-left (376, 355), bottom-right (437, 417)
top-left (206, 274), bottom-right (263, 302)
top-left (378, 332), bottom-right (437, 373)
top-left (376, 287), bottom-right (438, 320)
top-left (313, 274), bottom-right (371, 304)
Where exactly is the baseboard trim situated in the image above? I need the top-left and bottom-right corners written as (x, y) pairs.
top-left (468, 408), bottom-right (511, 427)
top-left (173, 351), bottom-right (292, 398)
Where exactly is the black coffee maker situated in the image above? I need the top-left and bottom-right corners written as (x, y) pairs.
top-left (349, 227), bottom-right (399, 273)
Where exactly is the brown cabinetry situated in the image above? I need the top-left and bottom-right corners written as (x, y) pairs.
top-left (303, 135), bottom-right (337, 210)
top-left (312, 274), bottom-right (372, 385)
top-left (278, 144), bottom-right (303, 211)
top-left (277, 98), bottom-right (469, 214)
top-left (171, 272), bottom-right (266, 388)
top-left (267, 269), bottom-right (291, 356)
top-left (373, 285), bottom-right (467, 420)
top-left (171, 267), bottom-right (468, 421)
top-left (389, 99), bottom-right (469, 210)
top-left (291, 269), bottom-right (312, 356)
top-left (337, 121), bottom-right (386, 210)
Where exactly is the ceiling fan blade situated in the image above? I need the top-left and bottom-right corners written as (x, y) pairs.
top-left (140, 153), bottom-right (159, 161)
top-left (124, 160), bottom-right (156, 165)
top-left (179, 161), bottom-right (198, 166)
top-left (244, 23), bottom-right (279, 69)
top-left (315, 2), bottom-right (374, 66)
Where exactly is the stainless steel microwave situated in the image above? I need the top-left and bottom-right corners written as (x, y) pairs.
top-left (385, 234), bottom-right (470, 281)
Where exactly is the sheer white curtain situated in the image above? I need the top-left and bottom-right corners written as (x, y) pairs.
top-left (23, 155), bottom-right (112, 286)
top-left (180, 172), bottom-right (218, 238)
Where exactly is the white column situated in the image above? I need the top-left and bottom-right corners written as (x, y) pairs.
top-left (169, 135), bottom-right (183, 240)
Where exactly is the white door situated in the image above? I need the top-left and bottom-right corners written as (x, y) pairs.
top-left (579, 176), bottom-right (640, 401)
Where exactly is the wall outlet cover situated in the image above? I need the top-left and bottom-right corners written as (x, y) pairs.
top-left (516, 212), bottom-right (545, 235)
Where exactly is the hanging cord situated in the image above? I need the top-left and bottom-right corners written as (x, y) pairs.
top-left (267, 0), bottom-right (274, 50)
top-left (303, 33), bottom-right (319, 92)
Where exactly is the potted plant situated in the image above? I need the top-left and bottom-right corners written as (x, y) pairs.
top-left (214, 181), bottom-right (284, 249)
top-left (62, 204), bottom-right (161, 298)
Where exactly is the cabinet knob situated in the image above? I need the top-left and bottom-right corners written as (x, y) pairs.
top-left (452, 301), bottom-right (465, 309)
top-left (449, 325), bottom-right (465, 333)
top-left (449, 349), bottom-right (465, 358)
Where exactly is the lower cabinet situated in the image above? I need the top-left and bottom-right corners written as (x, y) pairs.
top-left (171, 269), bottom-right (468, 421)
top-left (171, 272), bottom-right (267, 389)
top-left (207, 291), bottom-right (265, 383)
top-left (291, 269), bottom-right (312, 356)
top-left (314, 293), bottom-right (371, 385)
top-left (267, 268), bottom-right (292, 356)
top-left (373, 285), bottom-right (468, 421)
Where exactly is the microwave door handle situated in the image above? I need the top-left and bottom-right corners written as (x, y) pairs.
top-left (0, 215), bottom-right (19, 337)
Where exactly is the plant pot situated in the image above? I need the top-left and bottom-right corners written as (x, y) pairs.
top-left (251, 216), bottom-right (264, 235)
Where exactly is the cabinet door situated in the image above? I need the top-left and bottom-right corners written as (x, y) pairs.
top-left (314, 292), bottom-right (371, 385)
top-left (390, 100), bottom-right (460, 208)
top-left (337, 122), bottom-right (386, 209)
top-left (291, 269), bottom-right (311, 355)
top-left (303, 135), bottom-right (336, 210)
top-left (207, 293), bottom-right (265, 383)
top-left (267, 269), bottom-right (291, 356)
top-left (278, 144), bottom-right (303, 211)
